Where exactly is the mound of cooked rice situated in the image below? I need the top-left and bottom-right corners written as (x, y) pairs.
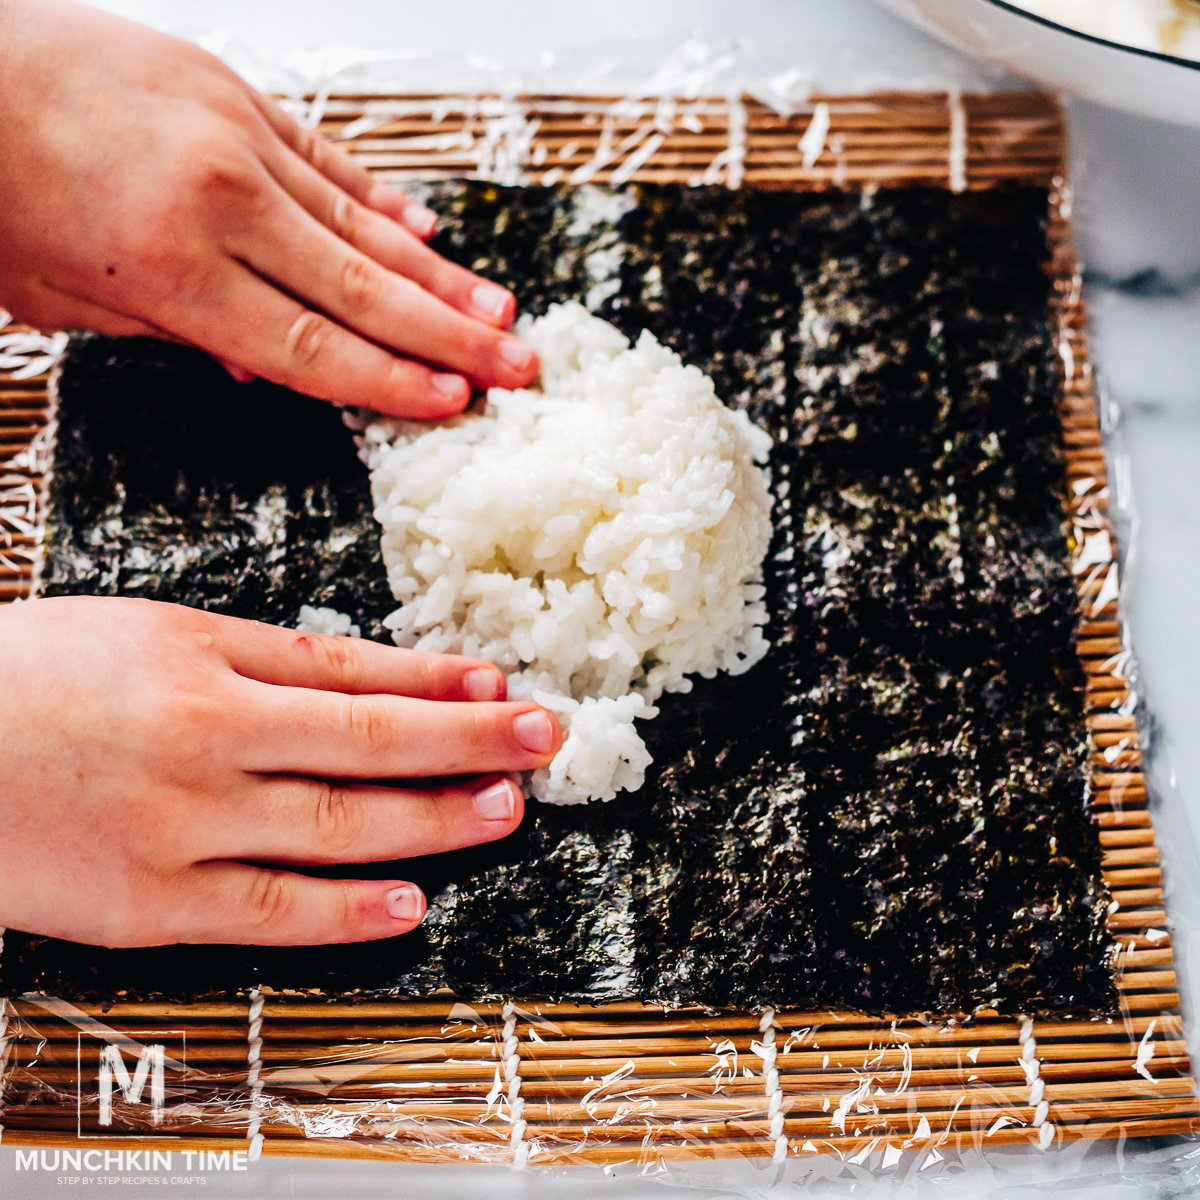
top-left (358, 302), bottom-right (773, 804)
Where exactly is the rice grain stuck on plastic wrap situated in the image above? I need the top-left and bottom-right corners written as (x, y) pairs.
top-left (359, 302), bottom-right (773, 804)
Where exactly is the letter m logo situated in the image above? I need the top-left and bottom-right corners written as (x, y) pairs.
top-left (98, 1043), bottom-right (165, 1126)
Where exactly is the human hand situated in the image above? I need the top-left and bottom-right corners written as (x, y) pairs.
top-left (0, 0), bottom-right (537, 416)
top-left (0, 596), bottom-right (561, 947)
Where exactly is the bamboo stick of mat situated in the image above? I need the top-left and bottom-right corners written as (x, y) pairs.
top-left (0, 89), bottom-right (1195, 1166)
top-left (7, 1058), bottom-right (1191, 1097)
top-left (7, 1118), bottom-right (1200, 1167)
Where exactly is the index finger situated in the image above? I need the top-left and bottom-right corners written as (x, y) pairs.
top-left (258, 146), bottom-right (517, 329)
top-left (248, 90), bottom-right (437, 238)
top-left (206, 613), bottom-right (506, 701)
top-left (237, 685), bottom-right (561, 778)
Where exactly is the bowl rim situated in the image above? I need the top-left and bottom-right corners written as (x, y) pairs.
top-left (980, 0), bottom-right (1200, 73)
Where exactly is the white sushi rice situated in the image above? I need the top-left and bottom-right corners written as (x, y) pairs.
top-left (296, 604), bottom-right (360, 638)
top-left (358, 302), bottom-right (773, 804)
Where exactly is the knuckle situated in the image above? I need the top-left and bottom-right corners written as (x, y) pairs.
top-left (294, 632), bottom-right (365, 690)
top-left (164, 677), bottom-right (224, 726)
top-left (283, 310), bottom-right (335, 371)
top-left (314, 783), bottom-right (366, 858)
top-left (464, 706), bottom-right (494, 757)
top-left (334, 881), bottom-right (361, 941)
top-left (186, 142), bottom-right (259, 205)
top-left (338, 253), bottom-right (382, 317)
top-left (328, 192), bottom-right (362, 245)
top-left (311, 135), bottom-right (355, 186)
top-left (416, 655), bottom-right (441, 695)
top-left (244, 871), bottom-right (296, 934)
top-left (189, 629), bottom-right (219, 656)
top-left (343, 695), bottom-right (395, 759)
top-left (295, 125), bottom-right (322, 166)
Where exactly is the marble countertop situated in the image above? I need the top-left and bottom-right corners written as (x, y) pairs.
top-left (4, 1), bottom-right (1199, 1196)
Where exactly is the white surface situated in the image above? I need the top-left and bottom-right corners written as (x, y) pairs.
top-left (4, 0), bottom-right (1200, 1196)
top-left (879, 0), bottom-right (1200, 126)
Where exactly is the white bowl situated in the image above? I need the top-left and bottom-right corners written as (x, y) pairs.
top-left (877, 0), bottom-right (1200, 126)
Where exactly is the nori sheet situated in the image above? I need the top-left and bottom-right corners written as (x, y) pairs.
top-left (1, 181), bottom-right (1115, 1015)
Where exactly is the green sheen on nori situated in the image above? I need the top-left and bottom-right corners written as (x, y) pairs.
top-left (3, 182), bottom-right (1115, 1015)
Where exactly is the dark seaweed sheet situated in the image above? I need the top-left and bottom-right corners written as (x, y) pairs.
top-left (2, 182), bottom-right (1114, 1015)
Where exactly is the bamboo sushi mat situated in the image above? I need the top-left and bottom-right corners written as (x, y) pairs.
top-left (0, 90), bottom-right (1195, 1167)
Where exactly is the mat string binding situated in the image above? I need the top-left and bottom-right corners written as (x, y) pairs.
top-left (245, 989), bottom-right (265, 1161)
top-left (948, 89), bottom-right (968, 194)
top-left (500, 1000), bottom-right (529, 1170)
top-left (758, 1007), bottom-right (787, 1162)
top-left (725, 93), bottom-right (747, 189)
top-left (1019, 1017), bottom-right (1055, 1149)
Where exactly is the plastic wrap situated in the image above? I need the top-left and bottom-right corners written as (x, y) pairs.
top-left (1, 31), bottom-right (1199, 1199)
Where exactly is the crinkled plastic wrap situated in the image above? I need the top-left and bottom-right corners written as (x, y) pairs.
top-left (1, 35), bottom-right (1199, 1199)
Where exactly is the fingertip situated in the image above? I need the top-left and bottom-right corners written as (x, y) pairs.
top-left (469, 283), bottom-right (517, 327)
top-left (377, 366), bottom-right (472, 420)
top-left (401, 203), bottom-right (438, 240)
top-left (463, 666), bottom-right (506, 702)
top-left (497, 337), bottom-right (539, 387)
top-left (513, 706), bottom-right (562, 760)
top-left (472, 775), bottom-right (523, 825)
top-left (384, 883), bottom-right (426, 930)
top-left (430, 372), bottom-right (472, 414)
top-left (508, 778), bottom-right (526, 823)
top-left (365, 178), bottom-right (413, 217)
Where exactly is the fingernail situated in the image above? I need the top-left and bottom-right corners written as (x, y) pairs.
top-left (385, 884), bottom-right (424, 924)
top-left (402, 204), bottom-right (437, 238)
top-left (499, 338), bottom-right (535, 371)
top-left (464, 667), bottom-right (504, 701)
top-left (473, 778), bottom-right (517, 822)
top-left (470, 283), bottom-right (511, 322)
top-left (431, 373), bottom-right (469, 402)
top-left (514, 709), bottom-right (557, 755)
